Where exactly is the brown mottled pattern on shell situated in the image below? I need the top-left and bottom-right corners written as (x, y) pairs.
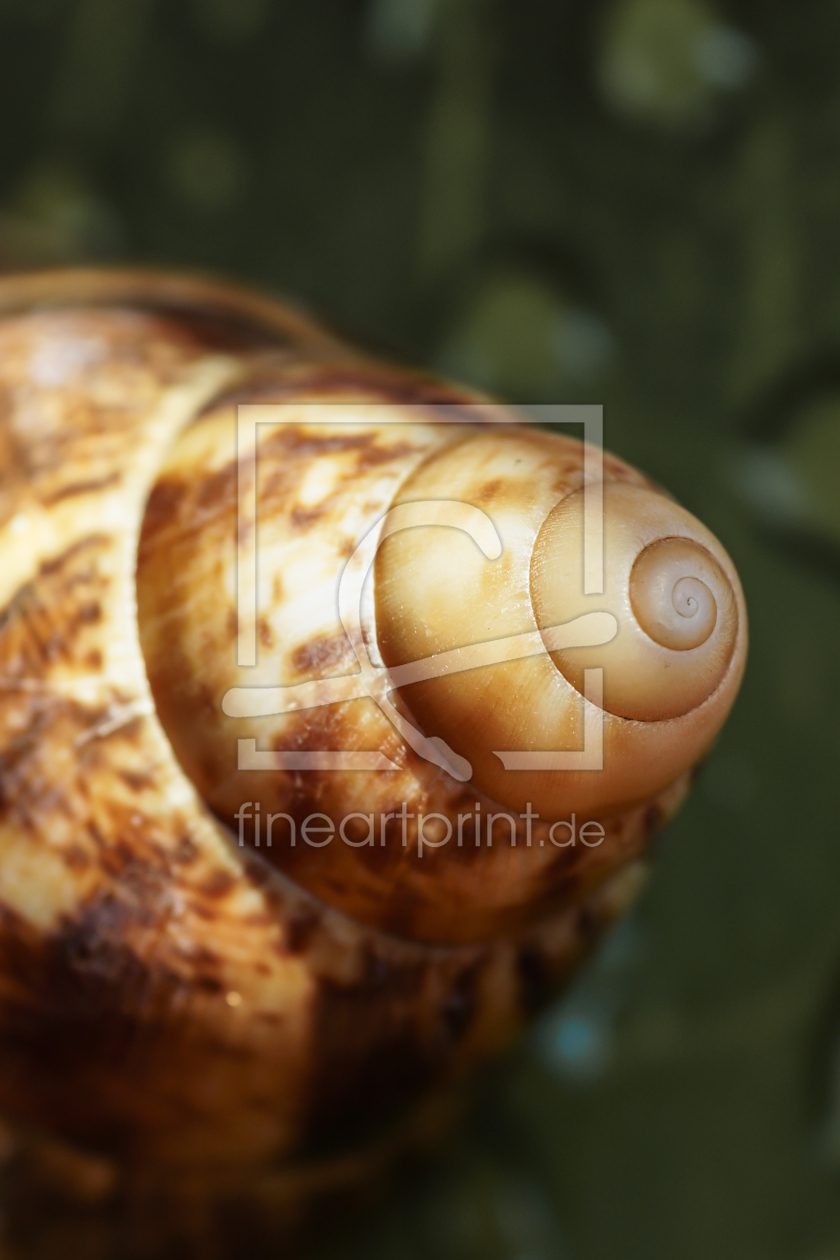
top-left (0, 274), bottom-right (652, 1191)
top-left (137, 399), bottom-right (688, 944)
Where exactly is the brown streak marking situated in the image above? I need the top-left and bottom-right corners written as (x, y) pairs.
top-left (42, 473), bottom-right (122, 506)
top-left (62, 846), bottom-right (91, 872)
top-left (301, 959), bottom-right (444, 1158)
top-left (181, 944), bottom-right (222, 969)
top-left (196, 466), bottom-right (235, 510)
top-left (198, 871), bottom-right (235, 900)
top-left (260, 426), bottom-right (414, 467)
top-left (191, 904), bottom-right (216, 922)
top-left (174, 837), bottom-right (198, 864)
top-left (40, 535), bottom-right (110, 578)
top-left (290, 505), bottom-right (325, 531)
top-left (474, 478), bottom-right (504, 504)
top-left (139, 479), bottom-right (188, 539)
top-left (194, 975), bottom-right (224, 995)
top-left (290, 634), bottom-right (350, 678)
top-left (108, 717), bottom-right (145, 745)
top-left (117, 770), bottom-right (156, 793)
top-left (0, 896), bottom-right (193, 1153)
top-left (198, 360), bottom-right (482, 417)
top-left (124, 300), bottom-right (294, 353)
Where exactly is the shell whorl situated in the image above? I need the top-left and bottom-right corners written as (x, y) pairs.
top-left (631, 542), bottom-right (720, 651)
top-left (135, 404), bottom-right (747, 942)
top-left (376, 442), bottom-right (747, 827)
top-left (530, 482), bottom-right (742, 726)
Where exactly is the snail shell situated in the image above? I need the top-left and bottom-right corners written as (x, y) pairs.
top-left (0, 270), bottom-right (746, 1245)
top-left (138, 367), bottom-right (745, 946)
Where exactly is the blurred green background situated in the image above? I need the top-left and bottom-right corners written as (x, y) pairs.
top-left (2, 2), bottom-right (840, 1258)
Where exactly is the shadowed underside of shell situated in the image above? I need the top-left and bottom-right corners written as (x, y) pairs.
top-left (0, 270), bottom-right (747, 1254)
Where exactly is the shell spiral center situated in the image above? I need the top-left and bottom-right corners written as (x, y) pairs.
top-left (629, 538), bottom-right (721, 651)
